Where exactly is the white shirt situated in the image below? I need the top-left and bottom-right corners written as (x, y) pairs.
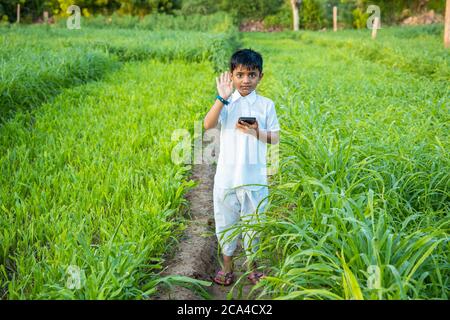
top-left (215, 89), bottom-right (280, 191)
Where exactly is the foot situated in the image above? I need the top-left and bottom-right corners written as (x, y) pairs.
top-left (247, 271), bottom-right (265, 285)
top-left (212, 270), bottom-right (234, 286)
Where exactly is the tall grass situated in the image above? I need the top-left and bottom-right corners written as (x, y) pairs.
top-left (238, 28), bottom-right (449, 299)
top-left (0, 59), bottom-right (216, 299)
top-left (54, 12), bottom-right (236, 33)
top-left (293, 25), bottom-right (450, 80)
top-left (0, 25), bottom-right (239, 123)
top-left (1, 24), bottom-right (447, 300)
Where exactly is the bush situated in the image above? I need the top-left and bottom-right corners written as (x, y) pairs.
top-left (300, 0), bottom-right (325, 30)
top-left (181, 0), bottom-right (219, 15)
top-left (263, 3), bottom-right (292, 30)
top-left (138, 11), bottom-right (235, 32)
top-left (220, 0), bottom-right (284, 22)
top-left (54, 11), bottom-right (236, 32)
top-left (263, 0), bottom-right (327, 31)
top-left (352, 7), bottom-right (368, 29)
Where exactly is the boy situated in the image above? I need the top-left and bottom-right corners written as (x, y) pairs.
top-left (203, 49), bottom-right (280, 286)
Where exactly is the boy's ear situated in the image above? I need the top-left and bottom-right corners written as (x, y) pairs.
top-left (259, 72), bottom-right (264, 80)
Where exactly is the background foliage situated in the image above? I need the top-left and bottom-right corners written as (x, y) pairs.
top-left (0, 0), bottom-right (446, 29)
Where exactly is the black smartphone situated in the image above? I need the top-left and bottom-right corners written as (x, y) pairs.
top-left (238, 117), bottom-right (257, 125)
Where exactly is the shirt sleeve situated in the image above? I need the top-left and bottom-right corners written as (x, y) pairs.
top-left (266, 101), bottom-right (280, 132)
top-left (218, 105), bottom-right (227, 125)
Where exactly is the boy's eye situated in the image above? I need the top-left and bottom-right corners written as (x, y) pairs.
top-left (235, 73), bottom-right (256, 79)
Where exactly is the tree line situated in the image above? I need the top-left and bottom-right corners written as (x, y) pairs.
top-left (0, 0), bottom-right (446, 29)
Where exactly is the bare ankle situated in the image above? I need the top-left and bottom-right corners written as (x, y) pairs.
top-left (223, 255), bottom-right (233, 273)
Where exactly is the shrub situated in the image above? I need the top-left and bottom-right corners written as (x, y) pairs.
top-left (300, 0), bottom-right (326, 30)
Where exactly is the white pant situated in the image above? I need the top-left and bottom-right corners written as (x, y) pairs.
top-left (213, 184), bottom-right (269, 257)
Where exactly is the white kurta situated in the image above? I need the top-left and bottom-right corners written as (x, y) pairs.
top-left (214, 89), bottom-right (280, 191)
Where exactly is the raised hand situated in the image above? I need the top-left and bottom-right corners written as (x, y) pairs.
top-left (216, 71), bottom-right (234, 101)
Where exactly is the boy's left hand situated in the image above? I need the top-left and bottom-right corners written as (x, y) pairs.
top-left (236, 120), bottom-right (259, 138)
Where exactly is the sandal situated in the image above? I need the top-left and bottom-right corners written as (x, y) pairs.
top-left (212, 270), bottom-right (234, 286)
top-left (247, 271), bottom-right (265, 285)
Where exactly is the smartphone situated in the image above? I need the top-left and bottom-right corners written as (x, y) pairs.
top-left (238, 117), bottom-right (257, 125)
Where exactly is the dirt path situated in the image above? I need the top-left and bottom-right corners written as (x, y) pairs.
top-left (156, 161), bottom-right (260, 300)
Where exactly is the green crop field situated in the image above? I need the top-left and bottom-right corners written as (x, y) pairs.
top-left (244, 30), bottom-right (449, 299)
top-left (0, 22), bottom-right (448, 300)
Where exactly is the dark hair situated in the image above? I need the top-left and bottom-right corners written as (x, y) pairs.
top-left (230, 49), bottom-right (263, 73)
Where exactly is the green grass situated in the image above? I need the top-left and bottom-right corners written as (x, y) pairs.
top-left (54, 12), bottom-right (236, 33)
top-left (0, 24), bottom-right (448, 300)
top-left (0, 25), bottom-right (239, 122)
top-left (294, 25), bottom-right (449, 80)
top-left (238, 28), bottom-right (449, 300)
top-left (0, 59), bottom-right (217, 299)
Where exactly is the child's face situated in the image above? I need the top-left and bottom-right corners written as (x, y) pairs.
top-left (230, 65), bottom-right (263, 97)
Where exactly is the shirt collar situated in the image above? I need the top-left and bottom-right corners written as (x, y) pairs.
top-left (230, 89), bottom-right (257, 105)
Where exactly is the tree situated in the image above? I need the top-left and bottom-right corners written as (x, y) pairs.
top-left (290, 0), bottom-right (301, 30)
top-left (219, 0), bottom-right (283, 21)
top-left (445, 0), bottom-right (450, 48)
top-left (181, 0), bottom-right (218, 15)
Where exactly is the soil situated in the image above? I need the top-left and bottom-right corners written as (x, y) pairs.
top-left (401, 10), bottom-right (443, 25)
top-left (155, 161), bottom-right (262, 300)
